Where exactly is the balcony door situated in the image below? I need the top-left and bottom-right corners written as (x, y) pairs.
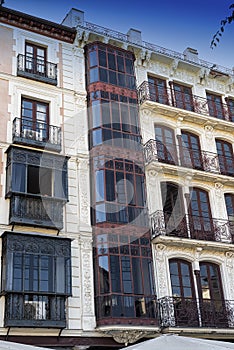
top-left (188, 188), bottom-right (214, 240)
top-left (169, 259), bottom-right (198, 326)
top-left (173, 83), bottom-right (194, 111)
top-left (207, 93), bottom-right (225, 119)
top-left (161, 182), bottom-right (187, 237)
top-left (199, 262), bottom-right (228, 327)
top-left (155, 125), bottom-right (177, 164)
top-left (148, 76), bottom-right (168, 104)
top-left (216, 139), bottom-right (234, 176)
top-left (180, 131), bottom-right (203, 170)
top-left (25, 43), bottom-right (46, 76)
top-left (21, 98), bottom-right (49, 141)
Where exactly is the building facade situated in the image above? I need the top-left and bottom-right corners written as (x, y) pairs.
top-left (0, 4), bottom-right (234, 349)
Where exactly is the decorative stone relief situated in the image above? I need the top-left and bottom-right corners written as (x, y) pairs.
top-left (214, 182), bottom-right (224, 197)
top-left (154, 244), bottom-right (168, 297)
top-left (204, 124), bottom-right (214, 140)
top-left (78, 159), bottom-right (90, 226)
top-left (170, 59), bottom-right (179, 76)
top-left (225, 252), bottom-right (234, 297)
top-left (105, 330), bottom-right (155, 346)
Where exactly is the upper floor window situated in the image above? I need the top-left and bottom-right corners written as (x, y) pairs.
top-left (225, 193), bottom-right (234, 221)
top-left (6, 147), bottom-right (68, 200)
top-left (93, 157), bottom-right (146, 225)
top-left (180, 131), bottom-right (203, 170)
top-left (86, 43), bottom-right (136, 90)
top-left (2, 232), bottom-right (71, 327)
top-left (25, 42), bottom-right (46, 76)
top-left (21, 98), bottom-right (49, 141)
top-left (17, 42), bottom-right (57, 85)
top-left (226, 98), bottom-right (234, 122)
top-left (161, 182), bottom-right (187, 237)
top-left (188, 187), bottom-right (214, 240)
top-left (148, 76), bottom-right (168, 104)
top-left (216, 139), bottom-right (234, 176)
top-left (207, 93), bottom-right (225, 119)
top-left (155, 125), bottom-right (177, 165)
top-left (172, 83), bottom-right (194, 111)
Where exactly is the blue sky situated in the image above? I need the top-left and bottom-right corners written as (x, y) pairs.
top-left (4, 0), bottom-right (234, 70)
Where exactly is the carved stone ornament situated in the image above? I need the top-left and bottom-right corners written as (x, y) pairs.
top-left (106, 330), bottom-right (155, 346)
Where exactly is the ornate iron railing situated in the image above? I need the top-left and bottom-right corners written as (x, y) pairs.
top-left (95, 294), bottom-right (158, 325)
top-left (159, 296), bottom-right (234, 328)
top-left (138, 81), bottom-right (234, 122)
top-left (144, 139), bottom-right (234, 177)
top-left (9, 194), bottom-right (65, 229)
top-left (78, 22), bottom-right (234, 77)
top-left (5, 293), bottom-right (66, 328)
top-left (17, 54), bottom-right (57, 85)
top-left (12, 117), bottom-right (62, 152)
top-left (150, 210), bottom-right (234, 244)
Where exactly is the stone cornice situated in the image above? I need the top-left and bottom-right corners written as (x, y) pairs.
top-left (0, 6), bottom-right (76, 43)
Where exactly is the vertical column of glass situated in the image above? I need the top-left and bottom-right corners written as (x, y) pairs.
top-left (85, 42), bottom-right (157, 325)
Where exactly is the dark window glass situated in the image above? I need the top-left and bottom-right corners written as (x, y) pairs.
top-left (181, 131), bottom-right (203, 170)
top-left (110, 255), bottom-right (121, 293)
top-left (148, 76), bottom-right (168, 104)
top-left (98, 50), bottom-right (107, 67)
top-left (108, 53), bottom-right (116, 70)
top-left (117, 56), bottom-right (125, 72)
top-left (216, 139), bottom-right (234, 176)
top-left (169, 259), bottom-right (195, 298)
top-left (99, 68), bottom-right (108, 83)
top-left (121, 257), bottom-right (132, 293)
top-left (189, 188), bottom-right (213, 240)
top-left (12, 163), bottom-right (26, 192)
top-left (106, 170), bottom-right (115, 201)
top-left (155, 125), bottom-right (177, 164)
top-left (173, 83), bottom-right (194, 111)
top-left (125, 58), bottom-right (134, 75)
top-left (207, 93), bottom-right (225, 119)
top-left (227, 98), bottom-right (234, 122)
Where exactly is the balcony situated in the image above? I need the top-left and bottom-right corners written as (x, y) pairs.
top-left (159, 296), bottom-right (234, 329)
top-left (9, 194), bottom-right (65, 229)
top-left (150, 210), bottom-right (234, 244)
top-left (12, 117), bottom-right (62, 152)
top-left (138, 81), bottom-right (234, 122)
top-left (17, 54), bottom-right (57, 85)
top-left (144, 139), bottom-right (234, 177)
top-left (5, 293), bottom-right (66, 328)
top-left (95, 294), bottom-right (158, 326)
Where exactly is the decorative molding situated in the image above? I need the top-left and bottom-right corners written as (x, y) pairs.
top-left (105, 330), bottom-right (154, 346)
top-left (0, 6), bottom-right (76, 43)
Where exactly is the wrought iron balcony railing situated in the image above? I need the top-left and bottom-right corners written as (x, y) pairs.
top-left (150, 210), bottom-right (234, 244)
top-left (17, 54), bottom-right (57, 85)
top-left (13, 117), bottom-right (62, 152)
top-left (159, 296), bottom-right (234, 329)
top-left (138, 81), bottom-right (234, 122)
top-left (144, 139), bottom-right (234, 177)
top-left (5, 293), bottom-right (66, 328)
top-left (9, 194), bottom-right (65, 230)
top-left (95, 294), bottom-right (158, 326)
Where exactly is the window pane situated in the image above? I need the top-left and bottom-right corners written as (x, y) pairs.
top-left (110, 255), bottom-right (121, 293)
top-left (98, 50), bottom-right (107, 67)
top-left (99, 256), bottom-right (109, 293)
top-left (89, 50), bottom-right (97, 67)
top-left (12, 163), bottom-right (26, 192)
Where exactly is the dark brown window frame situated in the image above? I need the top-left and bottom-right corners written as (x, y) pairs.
top-left (216, 139), bottom-right (234, 176)
top-left (155, 125), bottom-right (178, 165)
top-left (180, 130), bottom-right (203, 170)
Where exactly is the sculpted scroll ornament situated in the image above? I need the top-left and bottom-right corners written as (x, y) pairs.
top-left (106, 330), bottom-right (155, 345)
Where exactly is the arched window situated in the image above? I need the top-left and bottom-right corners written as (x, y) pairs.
top-left (216, 139), bottom-right (234, 176)
top-left (188, 188), bottom-right (214, 241)
top-left (199, 262), bottom-right (227, 327)
top-left (155, 125), bottom-right (177, 165)
top-left (180, 131), bottom-right (203, 170)
top-left (168, 259), bottom-right (199, 327)
top-left (161, 182), bottom-right (187, 237)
